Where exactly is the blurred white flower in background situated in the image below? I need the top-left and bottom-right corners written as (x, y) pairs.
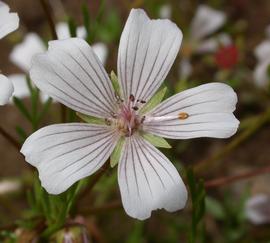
top-left (0, 74), bottom-right (14, 105)
top-left (0, 1), bottom-right (19, 39)
top-left (0, 179), bottom-right (21, 195)
top-left (9, 22), bottom-right (108, 102)
top-left (21, 9), bottom-right (239, 220)
top-left (180, 5), bottom-right (228, 79)
top-left (159, 5), bottom-right (172, 19)
top-left (253, 26), bottom-right (270, 88)
top-left (0, 1), bottom-right (19, 105)
top-left (245, 194), bottom-right (270, 225)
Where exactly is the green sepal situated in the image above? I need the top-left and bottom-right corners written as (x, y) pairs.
top-left (139, 86), bottom-right (167, 115)
top-left (110, 137), bottom-right (125, 167)
top-left (142, 132), bottom-right (171, 149)
top-left (77, 112), bottom-right (106, 125)
top-left (110, 71), bottom-right (121, 98)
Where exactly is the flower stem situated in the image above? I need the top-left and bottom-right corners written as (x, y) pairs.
top-left (0, 126), bottom-right (21, 150)
top-left (39, 0), bottom-right (58, 39)
top-left (194, 108), bottom-right (270, 174)
top-left (205, 165), bottom-right (270, 188)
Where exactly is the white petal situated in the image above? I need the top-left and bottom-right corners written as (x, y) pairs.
top-left (8, 74), bottom-right (29, 100)
top-left (253, 59), bottom-right (270, 88)
top-left (30, 38), bottom-right (117, 118)
top-left (0, 74), bottom-right (14, 105)
top-left (21, 123), bottom-right (119, 194)
top-left (0, 1), bottom-right (19, 39)
top-left (190, 5), bottom-right (226, 40)
top-left (179, 58), bottom-right (192, 80)
top-left (143, 83), bottom-right (239, 139)
top-left (56, 22), bottom-right (87, 40)
top-left (117, 8), bottom-right (182, 102)
top-left (92, 42), bottom-right (108, 65)
top-left (118, 135), bottom-right (187, 220)
top-left (245, 194), bottom-right (270, 225)
top-left (195, 33), bottom-right (232, 53)
top-left (10, 33), bottom-right (45, 72)
top-left (254, 40), bottom-right (270, 63)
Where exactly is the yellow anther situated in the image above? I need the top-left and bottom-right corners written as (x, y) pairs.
top-left (178, 112), bottom-right (189, 120)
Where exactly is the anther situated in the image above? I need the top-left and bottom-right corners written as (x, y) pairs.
top-left (105, 118), bottom-right (112, 125)
top-left (141, 116), bottom-right (146, 123)
top-left (178, 112), bottom-right (189, 120)
top-left (132, 106), bottom-right (138, 111)
top-left (129, 94), bottom-right (135, 102)
top-left (140, 100), bottom-right (146, 104)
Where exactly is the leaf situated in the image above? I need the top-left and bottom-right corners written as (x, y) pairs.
top-left (13, 97), bottom-right (32, 123)
top-left (142, 133), bottom-right (171, 149)
top-left (110, 137), bottom-right (125, 167)
top-left (139, 86), bottom-right (167, 115)
top-left (77, 112), bottom-right (106, 125)
top-left (68, 17), bottom-right (77, 38)
top-left (110, 70), bottom-right (121, 98)
top-left (205, 196), bottom-right (225, 220)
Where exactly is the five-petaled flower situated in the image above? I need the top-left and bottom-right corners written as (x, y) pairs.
top-left (21, 9), bottom-right (239, 220)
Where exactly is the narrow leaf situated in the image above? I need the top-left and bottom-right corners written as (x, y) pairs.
top-left (142, 132), bottom-right (171, 149)
top-left (139, 86), bottom-right (167, 115)
top-left (77, 112), bottom-right (106, 125)
top-left (110, 137), bottom-right (125, 167)
top-left (13, 97), bottom-right (32, 122)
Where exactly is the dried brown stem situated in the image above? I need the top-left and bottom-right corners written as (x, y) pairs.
top-left (205, 165), bottom-right (270, 188)
top-left (0, 126), bottom-right (21, 150)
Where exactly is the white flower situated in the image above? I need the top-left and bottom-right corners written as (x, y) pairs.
top-left (245, 194), bottom-right (270, 225)
top-left (180, 5), bottom-right (227, 79)
top-left (9, 24), bottom-right (108, 101)
top-left (21, 9), bottom-right (239, 220)
top-left (0, 74), bottom-right (14, 105)
top-left (253, 27), bottom-right (270, 88)
top-left (0, 1), bottom-right (19, 39)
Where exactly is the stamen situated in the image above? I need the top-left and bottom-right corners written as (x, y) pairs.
top-left (129, 94), bottom-right (135, 102)
top-left (132, 106), bottom-right (139, 111)
top-left (178, 112), bottom-right (189, 120)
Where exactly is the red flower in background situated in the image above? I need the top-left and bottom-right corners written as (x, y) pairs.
top-left (215, 44), bottom-right (239, 69)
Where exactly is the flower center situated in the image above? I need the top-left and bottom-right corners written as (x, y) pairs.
top-left (110, 94), bottom-right (146, 137)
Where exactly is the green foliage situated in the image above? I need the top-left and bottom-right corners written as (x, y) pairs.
top-left (142, 132), bottom-right (171, 149)
top-left (139, 86), bottom-right (167, 115)
top-left (186, 168), bottom-right (206, 243)
top-left (77, 112), bottom-right (106, 125)
top-left (110, 137), bottom-right (125, 167)
top-left (110, 71), bottom-right (121, 98)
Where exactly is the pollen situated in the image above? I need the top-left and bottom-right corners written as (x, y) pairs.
top-left (178, 112), bottom-right (189, 120)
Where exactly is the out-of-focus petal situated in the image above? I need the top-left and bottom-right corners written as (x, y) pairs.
top-left (0, 74), bottom-right (14, 105)
top-left (253, 59), bottom-right (270, 88)
top-left (21, 123), bottom-right (119, 194)
top-left (143, 83), bottom-right (239, 139)
top-left (56, 22), bottom-right (87, 40)
top-left (195, 33), bottom-right (232, 53)
top-left (245, 194), bottom-right (270, 225)
top-left (92, 42), bottom-right (108, 65)
top-left (0, 1), bottom-right (19, 39)
top-left (10, 33), bottom-right (45, 72)
top-left (8, 74), bottom-right (29, 100)
top-left (159, 5), bottom-right (172, 19)
top-left (179, 58), bottom-right (192, 80)
top-left (30, 38), bottom-right (117, 118)
top-left (254, 40), bottom-right (270, 63)
top-left (117, 8), bottom-right (182, 102)
top-left (118, 135), bottom-right (187, 220)
top-left (190, 5), bottom-right (226, 41)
